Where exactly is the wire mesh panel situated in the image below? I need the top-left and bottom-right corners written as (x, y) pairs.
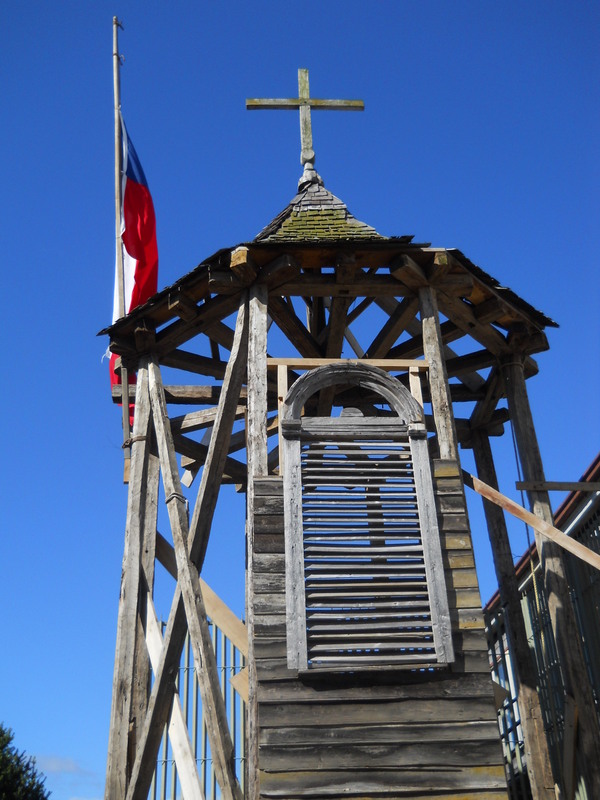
top-left (300, 434), bottom-right (437, 667)
top-left (153, 619), bottom-right (246, 800)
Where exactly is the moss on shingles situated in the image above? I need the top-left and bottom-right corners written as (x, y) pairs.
top-left (254, 183), bottom-right (386, 242)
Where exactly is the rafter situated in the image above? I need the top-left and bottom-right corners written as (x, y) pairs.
top-left (365, 297), bottom-right (419, 358)
top-left (269, 295), bottom-right (323, 358)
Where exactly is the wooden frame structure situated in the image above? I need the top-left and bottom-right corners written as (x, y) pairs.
top-left (102, 77), bottom-right (600, 800)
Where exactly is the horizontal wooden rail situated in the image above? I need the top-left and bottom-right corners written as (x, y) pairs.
top-left (463, 471), bottom-right (600, 572)
top-left (516, 481), bottom-right (600, 493)
top-left (267, 357), bottom-right (429, 371)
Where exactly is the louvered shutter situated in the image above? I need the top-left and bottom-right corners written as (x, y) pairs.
top-left (283, 416), bottom-right (454, 672)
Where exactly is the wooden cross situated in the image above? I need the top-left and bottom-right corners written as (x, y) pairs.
top-left (247, 69), bottom-right (364, 170)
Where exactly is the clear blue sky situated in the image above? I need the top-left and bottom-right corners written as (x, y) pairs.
top-left (1, 2), bottom-right (598, 798)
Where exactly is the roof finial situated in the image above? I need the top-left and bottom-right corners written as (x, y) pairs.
top-left (246, 68), bottom-right (364, 190)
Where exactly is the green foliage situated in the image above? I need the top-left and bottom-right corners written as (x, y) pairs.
top-left (0, 724), bottom-right (50, 799)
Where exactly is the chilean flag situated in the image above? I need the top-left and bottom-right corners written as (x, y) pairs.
top-left (110, 117), bottom-right (158, 399)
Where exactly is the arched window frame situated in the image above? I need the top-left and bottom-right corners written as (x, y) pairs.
top-left (281, 363), bottom-right (454, 672)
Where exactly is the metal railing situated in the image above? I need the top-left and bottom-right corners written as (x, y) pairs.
top-left (151, 606), bottom-right (247, 799)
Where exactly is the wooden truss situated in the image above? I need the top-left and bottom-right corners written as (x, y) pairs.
top-left (103, 241), bottom-right (600, 799)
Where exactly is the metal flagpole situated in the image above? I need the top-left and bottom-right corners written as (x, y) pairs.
top-left (113, 16), bottom-right (131, 482)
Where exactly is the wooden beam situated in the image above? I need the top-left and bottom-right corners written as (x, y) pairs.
top-left (419, 286), bottom-right (459, 461)
top-left (170, 406), bottom-right (246, 435)
top-left (471, 432), bottom-right (557, 800)
top-left (268, 295), bottom-right (323, 358)
top-left (365, 297), bottom-right (419, 358)
top-left (168, 289), bottom-right (201, 322)
top-left (463, 470), bottom-right (600, 572)
top-left (105, 361), bottom-right (152, 800)
top-left (246, 284), bottom-right (269, 800)
top-left (445, 349), bottom-right (497, 379)
top-left (266, 357), bottom-right (429, 371)
top-left (317, 290), bottom-right (352, 415)
top-left (155, 292), bottom-right (243, 357)
top-left (148, 358), bottom-right (242, 800)
top-left (256, 253), bottom-right (300, 290)
top-left (280, 273), bottom-right (415, 297)
top-left (144, 592), bottom-right (206, 800)
top-left (172, 433), bottom-right (247, 483)
top-left (114, 384), bottom-right (248, 406)
top-left (516, 482), bottom-right (600, 493)
top-left (387, 319), bottom-right (463, 360)
top-left (436, 292), bottom-right (512, 358)
top-left (154, 534), bottom-right (247, 655)
top-left (230, 246), bottom-right (258, 283)
top-left (131, 431), bottom-right (160, 782)
top-left (125, 299), bottom-right (249, 800)
top-left (469, 367), bottom-right (504, 430)
top-left (502, 359), bottom-right (600, 797)
top-left (390, 253), bottom-right (427, 290)
top-left (160, 349), bottom-right (228, 379)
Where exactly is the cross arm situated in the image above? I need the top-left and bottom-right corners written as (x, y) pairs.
top-left (246, 98), bottom-right (364, 110)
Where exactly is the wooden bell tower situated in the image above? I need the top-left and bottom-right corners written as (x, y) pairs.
top-left (102, 70), bottom-right (600, 800)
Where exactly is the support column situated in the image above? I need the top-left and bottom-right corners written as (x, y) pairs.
top-left (472, 430), bottom-right (556, 800)
top-left (105, 360), bottom-right (152, 800)
top-left (502, 357), bottom-right (600, 798)
top-left (419, 286), bottom-right (459, 461)
top-left (246, 283), bottom-right (269, 800)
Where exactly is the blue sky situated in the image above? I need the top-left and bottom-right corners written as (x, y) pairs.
top-left (1, 2), bottom-right (598, 798)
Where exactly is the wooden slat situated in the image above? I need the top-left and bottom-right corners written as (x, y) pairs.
top-left (258, 767), bottom-right (507, 797)
top-left (267, 357), bottom-right (429, 370)
top-left (463, 471), bottom-right (600, 572)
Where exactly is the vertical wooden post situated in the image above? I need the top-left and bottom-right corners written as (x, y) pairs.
top-left (502, 357), bottom-right (600, 798)
top-left (418, 286), bottom-right (459, 461)
top-left (105, 359), bottom-right (151, 800)
top-left (471, 430), bottom-right (556, 800)
top-left (246, 283), bottom-right (269, 800)
top-left (130, 432), bottom-right (160, 772)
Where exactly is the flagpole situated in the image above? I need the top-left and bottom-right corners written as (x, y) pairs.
top-left (113, 16), bottom-right (131, 482)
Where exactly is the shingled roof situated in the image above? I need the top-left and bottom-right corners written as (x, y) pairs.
top-left (254, 180), bottom-right (385, 242)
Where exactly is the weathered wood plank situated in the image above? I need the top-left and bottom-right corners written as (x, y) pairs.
top-left (246, 283), bottom-right (270, 800)
top-left (266, 357), bottom-right (429, 371)
top-left (257, 671), bottom-right (496, 701)
top-left (259, 739), bottom-right (504, 771)
top-left (105, 361), bottom-right (152, 800)
top-left (258, 767), bottom-right (507, 797)
top-left (259, 719), bottom-right (499, 746)
top-left (113, 383), bottom-right (248, 405)
top-left (419, 286), bottom-right (459, 461)
top-left (258, 696), bottom-right (498, 728)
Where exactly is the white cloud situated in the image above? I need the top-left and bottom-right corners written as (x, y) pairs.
top-left (36, 755), bottom-right (85, 775)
